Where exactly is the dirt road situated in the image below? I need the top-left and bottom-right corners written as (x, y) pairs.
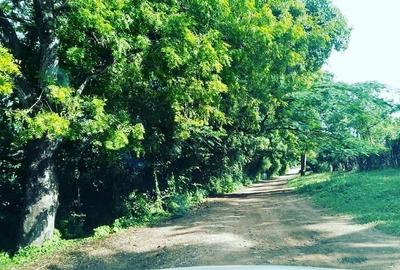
top-left (27, 174), bottom-right (400, 270)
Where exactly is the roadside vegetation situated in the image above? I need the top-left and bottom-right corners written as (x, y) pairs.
top-left (0, 172), bottom-right (250, 269)
top-left (0, 184), bottom-right (209, 269)
top-left (0, 231), bottom-right (74, 270)
top-left (1, 0), bottom-right (400, 269)
top-left (289, 168), bottom-right (400, 235)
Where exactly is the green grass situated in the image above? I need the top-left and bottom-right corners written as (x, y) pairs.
top-left (289, 168), bottom-right (400, 235)
top-left (0, 230), bottom-right (76, 269)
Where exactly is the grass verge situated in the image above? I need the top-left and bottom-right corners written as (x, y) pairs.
top-left (0, 231), bottom-right (75, 270)
top-left (289, 168), bottom-right (400, 235)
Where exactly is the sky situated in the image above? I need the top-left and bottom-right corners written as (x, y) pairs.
top-left (325, 0), bottom-right (400, 101)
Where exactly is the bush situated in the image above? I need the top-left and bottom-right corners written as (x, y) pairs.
top-left (192, 188), bottom-right (207, 203)
top-left (0, 229), bottom-right (73, 269)
top-left (165, 193), bottom-right (192, 217)
top-left (0, 252), bottom-right (10, 268)
top-left (246, 156), bottom-right (272, 179)
top-left (58, 211), bottom-right (86, 239)
top-left (93, 225), bottom-right (113, 238)
top-left (165, 188), bottom-right (207, 217)
top-left (113, 192), bottom-right (166, 229)
top-left (279, 160), bottom-right (288, 176)
top-left (208, 174), bottom-right (241, 195)
top-left (309, 160), bottom-right (332, 173)
top-left (241, 176), bottom-right (253, 186)
top-left (267, 158), bottom-right (281, 178)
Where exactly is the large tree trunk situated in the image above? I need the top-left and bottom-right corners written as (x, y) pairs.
top-left (300, 152), bottom-right (307, 176)
top-left (33, 0), bottom-right (60, 86)
top-left (19, 139), bottom-right (60, 247)
top-left (19, 0), bottom-right (61, 247)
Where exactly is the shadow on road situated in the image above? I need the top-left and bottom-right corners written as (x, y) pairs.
top-left (36, 174), bottom-right (400, 270)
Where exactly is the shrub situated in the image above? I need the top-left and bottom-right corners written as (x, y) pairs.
top-left (241, 176), bottom-right (253, 186)
top-left (208, 174), bottom-right (240, 195)
top-left (309, 160), bottom-right (332, 173)
top-left (58, 211), bottom-right (86, 239)
top-left (165, 188), bottom-right (207, 217)
top-left (279, 160), bottom-right (288, 176)
top-left (0, 252), bottom-right (10, 268)
top-left (0, 229), bottom-right (72, 269)
top-left (192, 188), bottom-right (207, 203)
top-left (113, 192), bottom-right (166, 229)
top-left (165, 193), bottom-right (192, 217)
top-left (246, 157), bottom-right (271, 179)
top-left (267, 158), bottom-right (281, 178)
top-left (93, 225), bottom-right (112, 238)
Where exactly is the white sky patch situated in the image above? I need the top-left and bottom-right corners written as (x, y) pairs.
top-left (325, 0), bottom-right (400, 103)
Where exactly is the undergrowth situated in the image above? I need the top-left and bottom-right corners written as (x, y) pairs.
top-left (1, 174), bottom-right (256, 269)
top-left (0, 230), bottom-right (74, 269)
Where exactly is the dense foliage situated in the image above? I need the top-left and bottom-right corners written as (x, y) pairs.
top-left (0, 0), bottom-right (398, 256)
top-left (285, 75), bottom-right (400, 172)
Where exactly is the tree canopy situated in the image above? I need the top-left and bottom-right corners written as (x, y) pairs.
top-left (0, 0), bottom-right (398, 252)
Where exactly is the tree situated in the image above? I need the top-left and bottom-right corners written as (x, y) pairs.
top-left (0, 0), bottom-right (144, 247)
top-left (0, 0), bottom-right (351, 249)
top-left (282, 74), bottom-right (399, 172)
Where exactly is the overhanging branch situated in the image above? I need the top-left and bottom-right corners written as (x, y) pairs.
top-left (0, 8), bottom-right (22, 58)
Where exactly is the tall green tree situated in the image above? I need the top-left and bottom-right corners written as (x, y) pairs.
top-left (0, 0), bottom-right (144, 247)
top-left (282, 74), bottom-right (399, 171)
top-left (0, 0), bottom-right (350, 248)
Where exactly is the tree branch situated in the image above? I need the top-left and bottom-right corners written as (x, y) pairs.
top-left (54, 0), bottom-right (68, 15)
top-left (0, 8), bottom-right (22, 58)
top-left (77, 66), bottom-right (109, 95)
top-left (0, 8), bottom-right (37, 107)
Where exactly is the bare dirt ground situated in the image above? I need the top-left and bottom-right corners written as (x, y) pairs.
top-left (25, 173), bottom-right (400, 270)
